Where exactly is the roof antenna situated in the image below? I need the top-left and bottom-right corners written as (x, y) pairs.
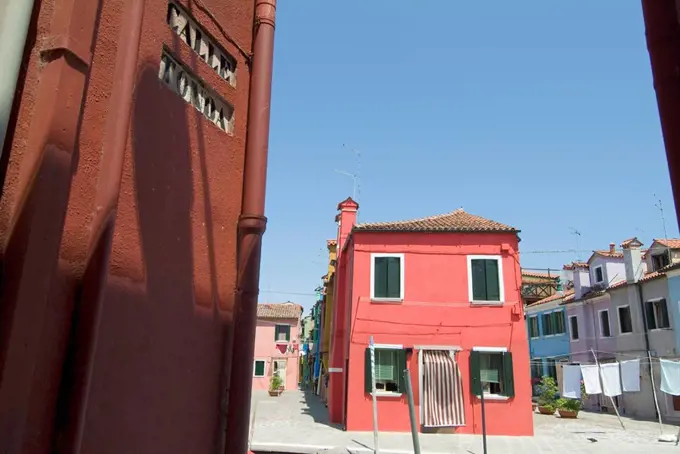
top-left (334, 144), bottom-right (362, 222)
top-left (569, 227), bottom-right (582, 261)
top-left (654, 194), bottom-right (671, 263)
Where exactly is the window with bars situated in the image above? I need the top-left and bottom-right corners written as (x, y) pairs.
top-left (372, 255), bottom-right (403, 300)
top-left (470, 350), bottom-right (514, 398)
top-left (470, 258), bottom-right (502, 302)
top-left (274, 324), bottom-right (291, 343)
top-left (364, 348), bottom-right (406, 394)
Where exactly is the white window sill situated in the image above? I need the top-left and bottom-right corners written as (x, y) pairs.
top-left (370, 298), bottom-right (403, 304)
top-left (530, 336), bottom-right (540, 340)
top-left (650, 328), bottom-right (672, 332)
top-left (253, 375), bottom-right (266, 378)
top-left (477, 394), bottom-right (510, 401)
top-left (371, 392), bottom-right (402, 398)
top-left (275, 341), bottom-right (290, 345)
top-left (470, 300), bottom-right (504, 306)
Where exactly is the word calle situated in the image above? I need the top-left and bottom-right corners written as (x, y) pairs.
top-left (167, 1), bottom-right (237, 87)
top-left (158, 50), bottom-right (235, 134)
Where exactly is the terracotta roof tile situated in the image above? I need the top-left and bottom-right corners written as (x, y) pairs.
top-left (257, 303), bottom-right (303, 319)
top-left (522, 270), bottom-right (560, 279)
top-left (653, 238), bottom-right (680, 249)
top-left (530, 289), bottom-right (575, 306)
top-left (620, 237), bottom-right (644, 248)
top-left (353, 209), bottom-right (517, 233)
top-left (592, 250), bottom-right (624, 259)
top-left (564, 261), bottom-right (589, 270)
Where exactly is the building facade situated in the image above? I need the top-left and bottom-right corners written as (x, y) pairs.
top-left (327, 198), bottom-right (532, 436)
top-left (526, 292), bottom-right (572, 393)
top-left (0, 1), bottom-right (276, 453)
top-left (253, 303), bottom-right (303, 392)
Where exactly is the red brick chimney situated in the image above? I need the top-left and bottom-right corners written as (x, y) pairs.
top-left (335, 197), bottom-right (358, 258)
top-left (609, 243), bottom-right (616, 254)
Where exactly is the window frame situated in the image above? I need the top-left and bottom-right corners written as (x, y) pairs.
top-left (552, 310), bottom-right (566, 335)
top-left (617, 305), bottom-right (634, 335)
top-left (541, 312), bottom-right (553, 336)
top-left (528, 315), bottom-right (539, 339)
top-left (253, 358), bottom-right (267, 377)
top-left (364, 343), bottom-right (405, 397)
top-left (467, 255), bottom-right (505, 305)
top-left (370, 253), bottom-right (405, 302)
top-left (274, 324), bottom-right (291, 344)
top-left (599, 309), bottom-right (612, 338)
top-left (593, 265), bottom-right (604, 284)
top-left (646, 297), bottom-right (671, 330)
top-left (470, 346), bottom-right (514, 401)
top-left (568, 315), bottom-right (579, 341)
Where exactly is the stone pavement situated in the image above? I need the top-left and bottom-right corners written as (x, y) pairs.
top-left (249, 389), bottom-right (680, 453)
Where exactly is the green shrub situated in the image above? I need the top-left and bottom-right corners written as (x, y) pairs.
top-left (269, 373), bottom-right (283, 391)
top-left (537, 376), bottom-right (558, 407)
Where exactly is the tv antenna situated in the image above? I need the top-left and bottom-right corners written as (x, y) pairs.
top-left (569, 227), bottom-right (582, 260)
top-left (654, 194), bottom-right (671, 261)
top-left (334, 144), bottom-right (362, 220)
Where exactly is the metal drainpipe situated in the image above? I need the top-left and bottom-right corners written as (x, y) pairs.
top-left (0, 0), bottom-right (35, 156)
top-left (223, 1), bottom-right (277, 453)
top-left (636, 281), bottom-right (658, 419)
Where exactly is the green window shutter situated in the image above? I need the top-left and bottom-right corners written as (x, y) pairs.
top-left (396, 349), bottom-right (407, 393)
top-left (364, 348), bottom-right (372, 393)
top-left (502, 352), bottom-right (515, 398)
top-left (285, 326), bottom-right (290, 341)
top-left (550, 313), bottom-right (557, 334)
top-left (374, 258), bottom-right (388, 298)
top-left (469, 351), bottom-right (482, 396)
top-left (254, 361), bottom-right (265, 376)
top-left (484, 259), bottom-right (500, 301)
top-left (274, 325), bottom-right (280, 341)
top-left (386, 257), bottom-right (401, 299)
top-left (471, 260), bottom-right (487, 301)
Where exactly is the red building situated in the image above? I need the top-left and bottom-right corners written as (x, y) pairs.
top-left (327, 198), bottom-right (533, 436)
top-left (0, 1), bottom-right (275, 453)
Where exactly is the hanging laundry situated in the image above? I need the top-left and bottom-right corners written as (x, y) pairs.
top-left (660, 359), bottom-right (680, 396)
top-left (561, 365), bottom-right (582, 399)
top-left (620, 359), bottom-right (640, 392)
top-left (600, 363), bottom-right (622, 397)
top-left (580, 364), bottom-right (602, 395)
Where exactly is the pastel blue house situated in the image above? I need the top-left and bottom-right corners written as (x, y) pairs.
top-left (526, 292), bottom-right (571, 392)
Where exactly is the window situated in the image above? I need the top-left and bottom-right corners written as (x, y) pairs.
top-left (542, 313), bottom-right (553, 336)
top-left (594, 266), bottom-right (604, 283)
top-left (599, 310), bottom-right (612, 337)
top-left (569, 315), bottom-right (579, 341)
top-left (540, 311), bottom-right (565, 336)
top-left (468, 256), bottom-right (503, 303)
top-left (275, 324), bottom-right (291, 343)
top-left (253, 360), bottom-right (266, 377)
top-left (645, 298), bottom-right (671, 330)
top-left (529, 316), bottom-right (539, 338)
top-left (618, 306), bottom-right (633, 334)
top-left (470, 349), bottom-right (515, 398)
top-left (652, 253), bottom-right (671, 272)
top-left (364, 347), bottom-right (406, 394)
top-left (371, 254), bottom-right (404, 300)
top-left (546, 359), bottom-right (557, 381)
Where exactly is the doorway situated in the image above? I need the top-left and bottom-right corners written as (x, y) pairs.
top-left (273, 359), bottom-right (287, 389)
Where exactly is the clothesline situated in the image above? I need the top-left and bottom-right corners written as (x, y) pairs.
top-left (530, 348), bottom-right (673, 361)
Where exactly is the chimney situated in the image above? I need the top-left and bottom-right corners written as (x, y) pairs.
top-left (572, 263), bottom-right (591, 300)
top-left (623, 242), bottom-right (644, 284)
top-left (335, 197), bottom-right (358, 258)
top-left (609, 243), bottom-right (616, 255)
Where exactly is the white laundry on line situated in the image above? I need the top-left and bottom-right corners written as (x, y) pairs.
top-left (660, 359), bottom-right (680, 396)
top-left (620, 359), bottom-right (640, 393)
top-left (561, 365), bottom-right (582, 399)
top-left (580, 364), bottom-right (602, 395)
top-left (600, 362), bottom-right (622, 397)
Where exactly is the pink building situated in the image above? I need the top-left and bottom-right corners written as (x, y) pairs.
top-left (327, 198), bottom-right (532, 436)
top-left (252, 303), bottom-right (303, 391)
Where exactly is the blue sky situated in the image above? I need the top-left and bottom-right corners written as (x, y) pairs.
top-left (259, 0), bottom-right (678, 312)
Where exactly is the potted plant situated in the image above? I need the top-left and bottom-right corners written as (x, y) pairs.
top-left (556, 382), bottom-right (587, 418)
top-left (536, 376), bottom-right (558, 415)
top-left (269, 373), bottom-right (283, 397)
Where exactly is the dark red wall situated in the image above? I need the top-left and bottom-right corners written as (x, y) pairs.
top-left (0, 0), bottom-right (254, 452)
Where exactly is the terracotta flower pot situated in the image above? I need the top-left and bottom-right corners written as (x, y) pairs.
top-left (268, 390), bottom-right (281, 397)
top-left (558, 409), bottom-right (578, 419)
top-left (537, 406), bottom-right (555, 415)
top-left (532, 403), bottom-right (538, 411)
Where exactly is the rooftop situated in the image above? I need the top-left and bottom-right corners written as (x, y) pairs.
top-left (529, 289), bottom-right (575, 307)
top-left (652, 238), bottom-right (680, 249)
top-left (353, 208), bottom-right (518, 233)
top-left (257, 302), bottom-right (303, 319)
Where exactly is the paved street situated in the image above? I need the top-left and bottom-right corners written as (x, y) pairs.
top-left (249, 389), bottom-right (680, 453)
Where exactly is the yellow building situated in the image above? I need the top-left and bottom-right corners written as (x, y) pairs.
top-left (319, 239), bottom-right (337, 400)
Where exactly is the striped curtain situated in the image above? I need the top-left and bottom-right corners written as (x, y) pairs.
top-left (422, 350), bottom-right (466, 427)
